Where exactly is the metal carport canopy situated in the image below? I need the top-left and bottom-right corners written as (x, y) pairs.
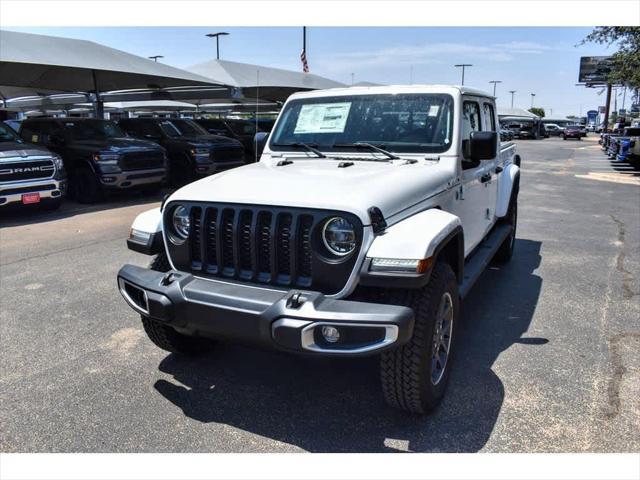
top-left (188, 59), bottom-right (345, 102)
top-left (0, 30), bottom-right (226, 94)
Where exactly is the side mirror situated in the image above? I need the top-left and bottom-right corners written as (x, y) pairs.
top-left (253, 132), bottom-right (269, 160)
top-left (469, 131), bottom-right (497, 161)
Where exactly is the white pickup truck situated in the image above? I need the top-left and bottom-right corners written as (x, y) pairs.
top-left (118, 85), bottom-right (521, 414)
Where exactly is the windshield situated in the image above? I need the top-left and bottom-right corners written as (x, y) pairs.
top-left (270, 94), bottom-right (454, 154)
top-left (64, 120), bottom-right (125, 141)
top-left (161, 119), bottom-right (208, 137)
top-left (0, 123), bottom-right (20, 143)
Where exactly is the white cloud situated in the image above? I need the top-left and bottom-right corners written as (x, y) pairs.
top-left (316, 40), bottom-right (554, 74)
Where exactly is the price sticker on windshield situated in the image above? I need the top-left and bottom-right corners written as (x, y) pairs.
top-left (294, 102), bottom-right (352, 134)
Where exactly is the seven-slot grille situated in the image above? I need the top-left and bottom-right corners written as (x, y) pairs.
top-left (119, 150), bottom-right (165, 171)
top-left (187, 206), bottom-right (315, 288)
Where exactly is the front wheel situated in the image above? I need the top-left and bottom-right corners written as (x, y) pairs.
top-left (72, 166), bottom-right (104, 203)
top-left (380, 262), bottom-right (459, 414)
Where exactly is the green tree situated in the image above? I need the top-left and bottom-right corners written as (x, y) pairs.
top-left (529, 107), bottom-right (545, 118)
top-left (582, 27), bottom-right (640, 89)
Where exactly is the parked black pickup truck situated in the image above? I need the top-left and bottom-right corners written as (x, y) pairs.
top-left (118, 118), bottom-right (246, 185)
top-left (19, 118), bottom-right (167, 203)
top-left (194, 118), bottom-right (260, 162)
top-left (1, 122), bottom-right (66, 210)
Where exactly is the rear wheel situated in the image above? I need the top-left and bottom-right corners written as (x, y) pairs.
top-left (380, 262), bottom-right (459, 414)
top-left (141, 252), bottom-right (214, 356)
top-left (495, 199), bottom-right (517, 263)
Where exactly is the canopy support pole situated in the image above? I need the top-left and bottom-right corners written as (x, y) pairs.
top-left (92, 70), bottom-right (104, 119)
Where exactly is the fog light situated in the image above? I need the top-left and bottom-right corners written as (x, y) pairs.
top-left (321, 325), bottom-right (340, 343)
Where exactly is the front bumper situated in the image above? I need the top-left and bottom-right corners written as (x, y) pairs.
top-left (0, 177), bottom-right (66, 206)
top-left (117, 264), bottom-right (414, 356)
top-left (99, 167), bottom-right (166, 189)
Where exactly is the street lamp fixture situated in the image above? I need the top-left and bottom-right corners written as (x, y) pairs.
top-left (148, 55), bottom-right (164, 62)
top-left (206, 32), bottom-right (230, 60)
top-left (454, 64), bottom-right (473, 86)
top-left (509, 90), bottom-right (516, 109)
top-left (531, 93), bottom-right (536, 108)
top-left (489, 80), bottom-right (502, 97)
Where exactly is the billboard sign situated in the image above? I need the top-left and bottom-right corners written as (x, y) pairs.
top-left (598, 106), bottom-right (606, 114)
top-left (579, 56), bottom-right (613, 84)
top-left (587, 110), bottom-right (598, 125)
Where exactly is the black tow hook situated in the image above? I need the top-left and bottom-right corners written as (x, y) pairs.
top-left (286, 291), bottom-right (304, 309)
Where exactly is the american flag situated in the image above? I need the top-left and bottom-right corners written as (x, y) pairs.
top-left (300, 48), bottom-right (309, 73)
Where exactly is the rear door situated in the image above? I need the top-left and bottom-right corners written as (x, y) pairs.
top-left (481, 100), bottom-right (499, 233)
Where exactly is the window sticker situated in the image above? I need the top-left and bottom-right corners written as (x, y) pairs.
top-left (31, 135), bottom-right (39, 143)
top-left (294, 102), bottom-right (352, 134)
top-left (428, 105), bottom-right (440, 117)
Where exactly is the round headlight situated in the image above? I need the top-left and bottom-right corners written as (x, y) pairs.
top-left (171, 205), bottom-right (190, 240)
top-left (322, 217), bottom-right (356, 256)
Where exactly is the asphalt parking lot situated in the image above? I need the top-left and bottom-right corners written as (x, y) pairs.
top-left (1, 136), bottom-right (638, 453)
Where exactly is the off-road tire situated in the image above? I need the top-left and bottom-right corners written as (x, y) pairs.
top-left (380, 262), bottom-right (459, 414)
top-left (140, 252), bottom-right (214, 356)
top-left (73, 166), bottom-right (104, 204)
top-left (495, 199), bottom-right (517, 263)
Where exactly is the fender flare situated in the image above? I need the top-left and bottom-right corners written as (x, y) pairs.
top-left (496, 164), bottom-right (520, 218)
top-left (361, 209), bottom-right (464, 287)
top-left (127, 207), bottom-right (164, 255)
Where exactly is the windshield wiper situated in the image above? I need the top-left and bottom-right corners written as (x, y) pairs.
top-left (332, 142), bottom-right (400, 160)
top-left (272, 142), bottom-right (326, 158)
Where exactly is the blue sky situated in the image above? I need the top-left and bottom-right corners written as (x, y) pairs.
top-left (6, 26), bottom-right (631, 117)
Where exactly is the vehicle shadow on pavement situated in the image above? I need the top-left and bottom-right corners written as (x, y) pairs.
top-left (0, 189), bottom-right (168, 228)
top-left (154, 239), bottom-right (544, 452)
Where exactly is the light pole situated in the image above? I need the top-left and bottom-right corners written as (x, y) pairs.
top-left (148, 55), bottom-right (163, 62)
top-left (351, 73), bottom-right (355, 85)
top-left (531, 93), bottom-right (536, 108)
top-left (489, 80), bottom-right (502, 97)
top-left (205, 32), bottom-right (230, 60)
top-left (509, 90), bottom-right (516, 108)
top-left (454, 64), bottom-right (472, 86)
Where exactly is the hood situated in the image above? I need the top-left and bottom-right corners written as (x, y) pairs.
top-left (168, 157), bottom-right (454, 224)
top-left (71, 137), bottom-right (163, 152)
top-left (0, 141), bottom-right (53, 159)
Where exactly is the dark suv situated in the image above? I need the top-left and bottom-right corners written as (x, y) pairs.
top-left (19, 118), bottom-right (167, 203)
top-left (194, 118), bottom-right (260, 161)
top-left (118, 118), bottom-right (245, 185)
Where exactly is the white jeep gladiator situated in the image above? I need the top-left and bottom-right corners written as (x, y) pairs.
top-left (118, 85), bottom-right (521, 414)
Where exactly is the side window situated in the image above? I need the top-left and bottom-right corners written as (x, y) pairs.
top-left (21, 122), bottom-right (52, 145)
top-left (483, 103), bottom-right (496, 131)
top-left (462, 101), bottom-right (482, 165)
top-left (139, 121), bottom-right (163, 138)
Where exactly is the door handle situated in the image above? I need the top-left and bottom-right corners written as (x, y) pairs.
top-left (480, 173), bottom-right (492, 183)
top-left (495, 166), bottom-right (503, 173)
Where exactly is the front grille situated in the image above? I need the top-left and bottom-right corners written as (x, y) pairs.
top-left (192, 206), bottom-right (314, 287)
top-left (0, 159), bottom-right (54, 183)
top-left (119, 150), bottom-right (165, 171)
top-left (210, 145), bottom-right (245, 163)
top-left (167, 203), bottom-right (362, 293)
